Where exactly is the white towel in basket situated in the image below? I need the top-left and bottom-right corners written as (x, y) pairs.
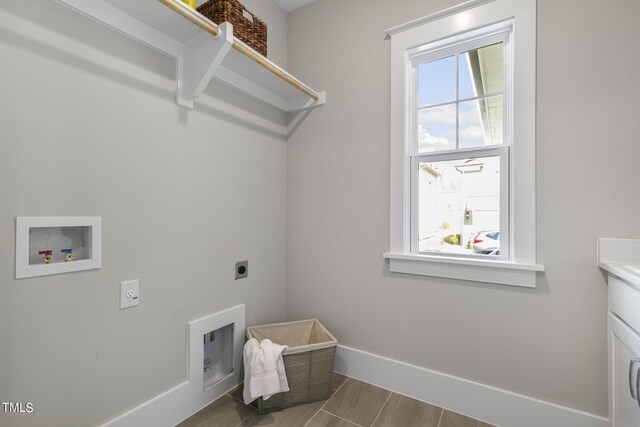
top-left (242, 338), bottom-right (289, 404)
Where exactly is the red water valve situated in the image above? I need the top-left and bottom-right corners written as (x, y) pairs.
top-left (38, 250), bottom-right (53, 264)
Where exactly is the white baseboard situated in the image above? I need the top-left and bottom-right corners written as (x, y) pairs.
top-left (101, 305), bottom-right (245, 427)
top-left (101, 380), bottom-right (242, 427)
top-left (333, 345), bottom-right (607, 427)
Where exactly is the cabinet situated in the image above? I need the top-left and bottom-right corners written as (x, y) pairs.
top-left (608, 275), bottom-right (640, 427)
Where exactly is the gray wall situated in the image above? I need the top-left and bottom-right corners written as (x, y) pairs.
top-left (3, 0), bottom-right (639, 424)
top-left (0, 0), bottom-right (288, 426)
top-left (286, 0), bottom-right (640, 417)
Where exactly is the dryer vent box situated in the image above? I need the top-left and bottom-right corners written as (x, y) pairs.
top-left (203, 323), bottom-right (234, 391)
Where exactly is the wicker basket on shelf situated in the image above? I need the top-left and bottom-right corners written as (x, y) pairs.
top-left (197, 0), bottom-right (267, 57)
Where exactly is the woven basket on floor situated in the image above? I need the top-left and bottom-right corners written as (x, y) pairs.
top-left (197, 0), bottom-right (267, 57)
top-left (246, 319), bottom-right (337, 414)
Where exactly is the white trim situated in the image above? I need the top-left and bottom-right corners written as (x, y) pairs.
top-left (102, 305), bottom-right (245, 427)
top-left (388, 0), bottom-right (539, 285)
top-left (334, 344), bottom-right (607, 427)
top-left (384, 252), bottom-right (543, 270)
top-left (406, 21), bottom-right (511, 67)
top-left (384, 253), bottom-right (540, 287)
top-left (384, 0), bottom-right (497, 38)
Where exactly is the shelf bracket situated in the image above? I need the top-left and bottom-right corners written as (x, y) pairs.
top-left (287, 91), bottom-right (327, 113)
top-left (177, 22), bottom-right (233, 109)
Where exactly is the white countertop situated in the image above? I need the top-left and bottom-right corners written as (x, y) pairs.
top-left (599, 260), bottom-right (640, 288)
top-left (598, 238), bottom-right (640, 288)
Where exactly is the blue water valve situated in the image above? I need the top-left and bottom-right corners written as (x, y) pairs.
top-left (61, 249), bottom-right (74, 262)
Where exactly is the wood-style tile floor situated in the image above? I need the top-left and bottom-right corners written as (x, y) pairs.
top-left (177, 373), bottom-right (496, 427)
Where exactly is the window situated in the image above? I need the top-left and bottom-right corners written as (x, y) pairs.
top-left (411, 31), bottom-right (509, 259)
top-left (385, 0), bottom-right (543, 287)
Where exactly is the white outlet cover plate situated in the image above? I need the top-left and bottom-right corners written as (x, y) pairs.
top-left (120, 279), bottom-right (140, 309)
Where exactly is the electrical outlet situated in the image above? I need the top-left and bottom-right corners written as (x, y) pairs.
top-left (235, 261), bottom-right (248, 280)
top-left (120, 279), bottom-right (140, 309)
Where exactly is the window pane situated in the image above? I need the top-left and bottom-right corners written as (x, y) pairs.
top-left (418, 55), bottom-right (456, 107)
top-left (418, 104), bottom-right (456, 153)
top-left (459, 42), bottom-right (503, 100)
top-left (418, 156), bottom-right (501, 256)
top-left (458, 96), bottom-right (503, 149)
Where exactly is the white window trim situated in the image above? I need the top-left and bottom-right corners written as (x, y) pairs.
top-left (384, 0), bottom-right (544, 288)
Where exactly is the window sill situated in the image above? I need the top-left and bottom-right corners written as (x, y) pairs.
top-left (383, 253), bottom-right (544, 288)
